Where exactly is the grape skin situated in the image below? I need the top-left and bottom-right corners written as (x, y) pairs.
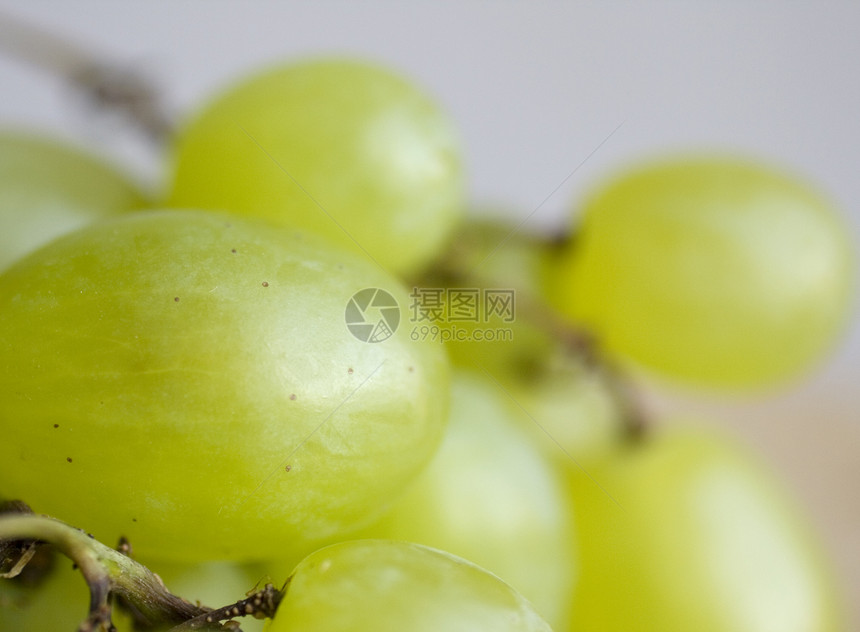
top-left (567, 428), bottom-right (845, 632)
top-left (550, 157), bottom-right (855, 389)
top-left (353, 371), bottom-right (576, 629)
top-left (268, 540), bottom-right (553, 632)
top-left (0, 556), bottom-right (88, 632)
top-left (0, 131), bottom-right (145, 272)
top-left (168, 58), bottom-right (464, 275)
top-left (0, 210), bottom-right (449, 562)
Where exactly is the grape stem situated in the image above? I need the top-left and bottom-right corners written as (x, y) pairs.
top-left (169, 582), bottom-right (285, 631)
top-left (0, 513), bottom-right (280, 631)
top-left (506, 287), bottom-right (648, 441)
top-left (416, 240), bottom-right (649, 441)
top-left (0, 10), bottom-right (173, 142)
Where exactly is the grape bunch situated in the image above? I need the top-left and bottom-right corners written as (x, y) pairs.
top-left (0, 50), bottom-right (853, 632)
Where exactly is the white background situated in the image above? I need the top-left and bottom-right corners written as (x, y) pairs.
top-left (1, 1), bottom-right (858, 623)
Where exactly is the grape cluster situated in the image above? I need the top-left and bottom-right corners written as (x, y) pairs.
top-left (0, 54), bottom-right (852, 632)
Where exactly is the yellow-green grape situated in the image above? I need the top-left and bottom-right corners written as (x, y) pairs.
top-left (168, 58), bottom-right (464, 275)
top-left (0, 131), bottom-right (145, 271)
top-left (567, 428), bottom-right (845, 632)
top-left (0, 210), bottom-right (449, 562)
top-left (549, 157), bottom-right (855, 389)
top-left (357, 371), bottom-right (576, 628)
top-left (505, 347), bottom-right (625, 466)
top-left (431, 214), bottom-right (556, 296)
top-left (0, 557), bottom-right (89, 631)
top-left (267, 540), bottom-right (553, 632)
top-left (421, 216), bottom-right (625, 463)
top-left (421, 216), bottom-right (556, 375)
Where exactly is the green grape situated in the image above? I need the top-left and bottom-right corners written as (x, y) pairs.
top-left (549, 156), bottom-right (855, 389)
top-left (0, 210), bottom-right (449, 562)
top-left (428, 213), bottom-right (557, 298)
top-left (419, 216), bottom-right (625, 463)
top-left (567, 428), bottom-right (845, 632)
top-left (0, 555), bottom-right (89, 631)
top-left (503, 349), bottom-right (626, 467)
top-left (424, 215), bottom-right (558, 376)
top-left (168, 58), bottom-right (464, 275)
top-left (352, 371), bottom-right (575, 628)
top-left (0, 130), bottom-right (145, 272)
top-left (267, 540), bottom-right (553, 632)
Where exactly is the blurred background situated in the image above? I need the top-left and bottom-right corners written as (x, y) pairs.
top-left (0, 1), bottom-right (857, 624)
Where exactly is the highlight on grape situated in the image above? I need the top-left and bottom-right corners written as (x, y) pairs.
top-left (0, 11), bottom-right (854, 632)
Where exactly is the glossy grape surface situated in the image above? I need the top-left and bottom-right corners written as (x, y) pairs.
top-left (268, 540), bottom-right (553, 632)
top-left (550, 157), bottom-right (855, 389)
top-left (168, 58), bottom-right (463, 275)
top-left (0, 131), bottom-right (145, 271)
top-left (0, 210), bottom-right (449, 562)
top-left (567, 428), bottom-right (845, 632)
top-left (358, 371), bottom-right (575, 628)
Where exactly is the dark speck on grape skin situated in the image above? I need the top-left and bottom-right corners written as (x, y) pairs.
top-left (289, 394), bottom-right (297, 401)
top-left (66, 457), bottom-right (73, 463)
top-left (132, 518), bottom-right (137, 523)
top-left (347, 367), bottom-right (354, 375)
top-left (231, 248), bottom-right (237, 254)
top-left (174, 297), bottom-right (180, 302)
top-left (285, 465), bottom-right (292, 472)
top-left (53, 423), bottom-right (59, 429)
top-left (262, 281), bottom-right (269, 287)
